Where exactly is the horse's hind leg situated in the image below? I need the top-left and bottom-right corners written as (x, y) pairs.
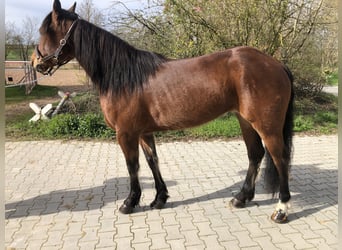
top-left (231, 115), bottom-right (265, 208)
top-left (117, 132), bottom-right (141, 214)
top-left (262, 135), bottom-right (291, 223)
top-left (140, 133), bottom-right (169, 209)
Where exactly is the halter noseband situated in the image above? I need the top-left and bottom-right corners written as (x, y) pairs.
top-left (35, 18), bottom-right (78, 76)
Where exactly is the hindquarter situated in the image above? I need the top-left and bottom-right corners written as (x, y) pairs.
top-left (233, 47), bottom-right (292, 135)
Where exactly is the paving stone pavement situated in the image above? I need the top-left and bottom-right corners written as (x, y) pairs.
top-left (5, 135), bottom-right (337, 249)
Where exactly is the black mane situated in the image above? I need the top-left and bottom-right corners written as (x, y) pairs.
top-left (72, 19), bottom-right (168, 96)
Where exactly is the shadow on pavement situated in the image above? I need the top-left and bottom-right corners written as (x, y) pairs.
top-left (6, 163), bottom-right (336, 222)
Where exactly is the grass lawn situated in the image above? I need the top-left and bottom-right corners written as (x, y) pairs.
top-left (5, 85), bottom-right (58, 104)
top-left (326, 71), bottom-right (338, 86)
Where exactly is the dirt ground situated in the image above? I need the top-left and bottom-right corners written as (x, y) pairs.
top-left (5, 67), bottom-right (92, 121)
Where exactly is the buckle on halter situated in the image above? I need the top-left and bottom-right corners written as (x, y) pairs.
top-left (60, 39), bottom-right (66, 46)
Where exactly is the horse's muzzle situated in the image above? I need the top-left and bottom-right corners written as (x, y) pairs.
top-left (35, 63), bottom-right (50, 75)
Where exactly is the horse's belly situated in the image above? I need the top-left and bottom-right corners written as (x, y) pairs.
top-left (148, 94), bottom-right (233, 130)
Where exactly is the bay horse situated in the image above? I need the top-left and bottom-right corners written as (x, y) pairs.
top-left (32, 0), bottom-right (294, 223)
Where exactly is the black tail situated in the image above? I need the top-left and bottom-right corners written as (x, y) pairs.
top-left (264, 65), bottom-right (294, 194)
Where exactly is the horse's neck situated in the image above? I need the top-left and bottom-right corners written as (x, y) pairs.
top-left (73, 20), bottom-right (121, 84)
top-left (73, 20), bottom-right (167, 96)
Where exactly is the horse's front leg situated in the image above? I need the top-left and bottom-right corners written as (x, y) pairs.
top-left (117, 132), bottom-right (141, 214)
top-left (140, 133), bottom-right (169, 209)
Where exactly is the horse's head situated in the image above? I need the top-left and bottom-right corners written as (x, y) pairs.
top-left (32, 0), bottom-right (78, 75)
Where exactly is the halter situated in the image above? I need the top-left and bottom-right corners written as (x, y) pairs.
top-left (35, 18), bottom-right (79, 76)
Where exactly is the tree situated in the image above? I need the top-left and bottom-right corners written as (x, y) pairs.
top-left (107, 1), bottom-right (177, 55)
top-left (316, 0), bottom-right (338, 72)
top-left (5, 17), bottom-right (39, 61)
top-left (78, 0), bottom-right (105, 27)
top-left (76, 0), bottom-right (106, 86)
top-left (5, 21), bottom-right (16, 59)
top-left (110, 0), bottom-right (337, 97)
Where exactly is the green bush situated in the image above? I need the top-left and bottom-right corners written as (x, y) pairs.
top-left (76, 113), bottom-right (110, 137)
top-left (314, 112), bottom-right (336, 124)
top-left (21, 113), bottom-right (114, 139)
top-left (72, 91), bottom-right (101, 113)
top-left (44, 114), bottom-right (77, 136)
top-left (313, 111), bottom-right (338, 133)
top-left (293, 115), bottom-right (314, 132)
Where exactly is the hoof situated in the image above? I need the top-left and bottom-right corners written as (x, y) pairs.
top-left (230, 198), bottom-right (246, 208)
top-left (271, 209), bottom-right (288, 223)
top-left (119, 203), bottom-right (134, 214)
top-left (150, 199), bottom-right (166, 209)
top-left (150, 193), bottom-right (169, 210)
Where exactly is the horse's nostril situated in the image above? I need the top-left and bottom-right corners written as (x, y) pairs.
top-left (36, 64), bottom-right (45, 73)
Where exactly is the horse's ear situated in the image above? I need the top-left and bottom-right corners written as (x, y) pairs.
top-left (53, 0), bottom-right (62, 13)
top-left (68, 2), bottom-right (77, 13)
top-left (52, 0), bottom-right (62, 24)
